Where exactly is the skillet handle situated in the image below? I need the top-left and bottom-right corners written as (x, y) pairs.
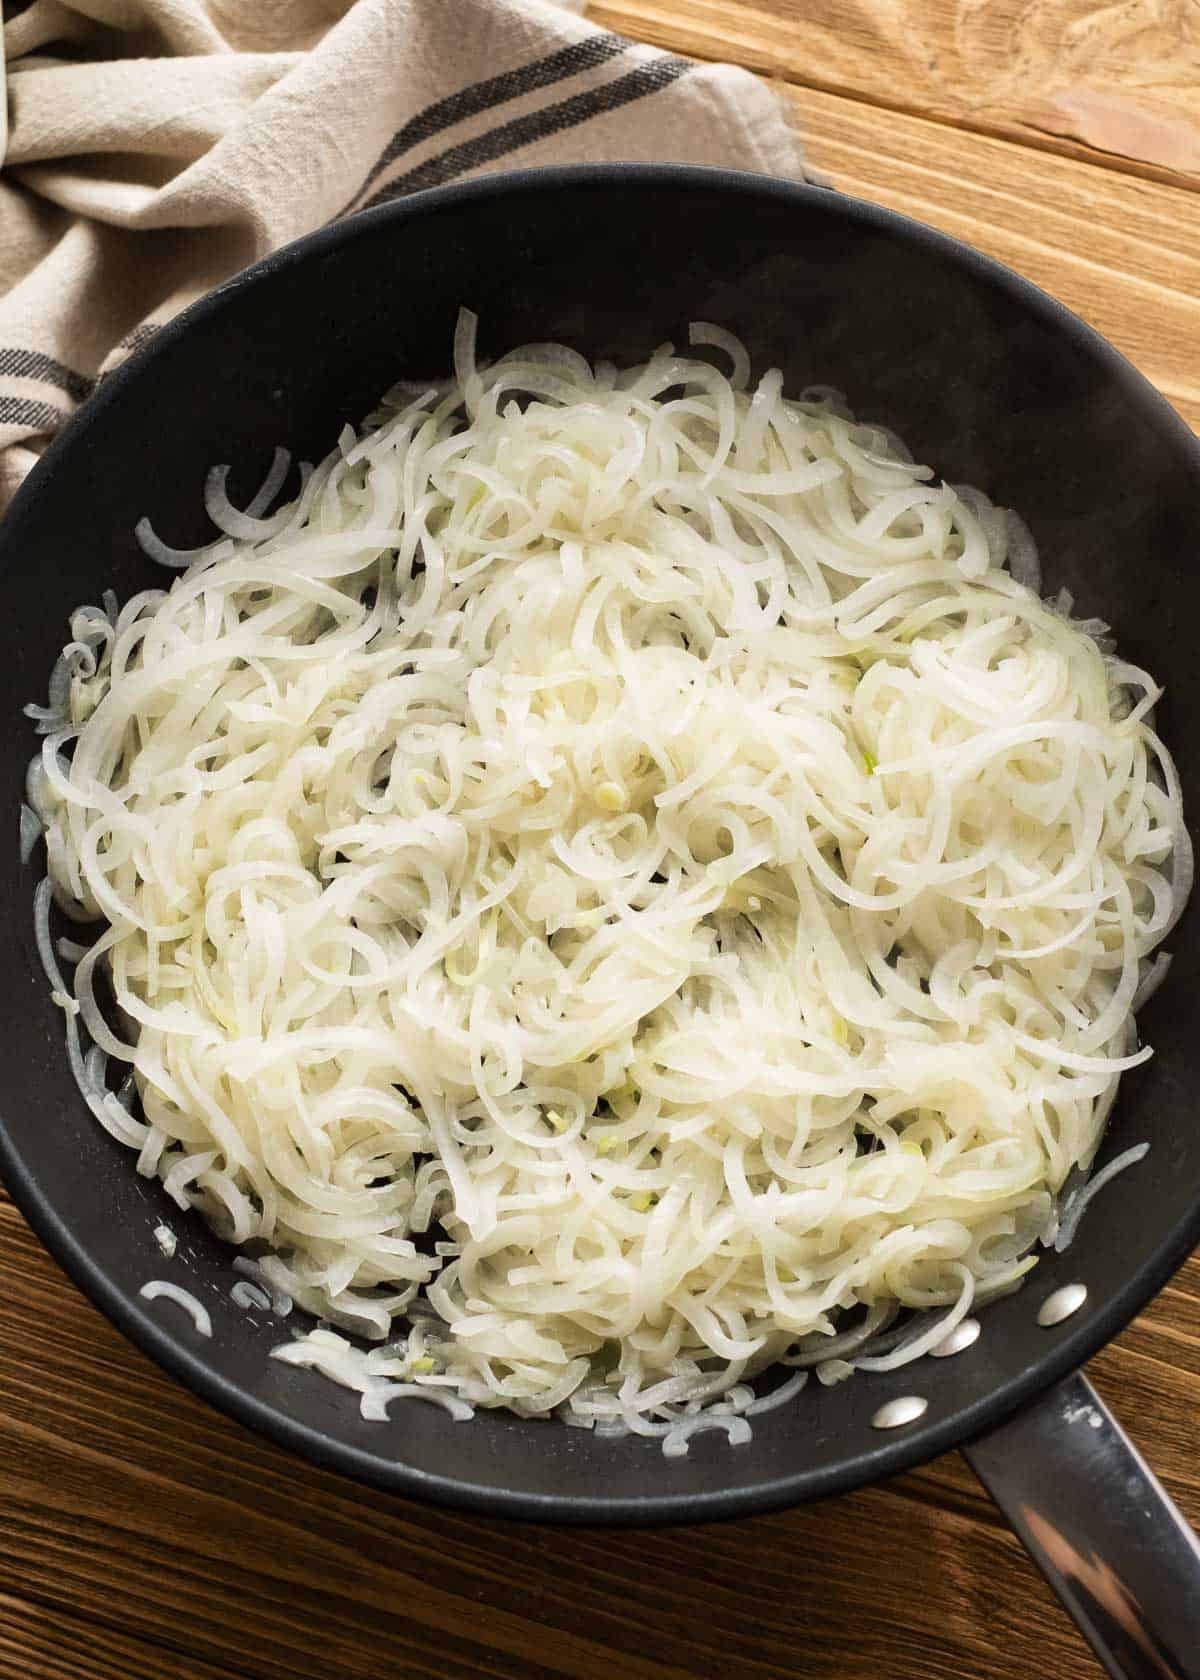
top-left (963, 1371), bottom-right (1200, 1679)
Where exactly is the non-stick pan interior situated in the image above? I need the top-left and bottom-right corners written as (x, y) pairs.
top-left (2, 167), bottom-right (1198, 1521)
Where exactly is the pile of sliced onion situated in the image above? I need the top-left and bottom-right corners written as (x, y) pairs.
top-left (25, 315), bottom-right (1186, 1451)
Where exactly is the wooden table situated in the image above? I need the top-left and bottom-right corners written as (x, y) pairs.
top-left (3, 5), bottom-right (1199, 1678)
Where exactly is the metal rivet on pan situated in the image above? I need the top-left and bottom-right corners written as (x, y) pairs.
top-left (1037, 1283), bottom-right (1088, 1327)
top-left (930, 1316), bottom-right (981, 1358)
top-left (871, 1395), bottom-right (928, 1429)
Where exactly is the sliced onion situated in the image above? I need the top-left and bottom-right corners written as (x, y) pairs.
top-left (204, 447), bottom-right (294, 540)
top-left (28, 312), bottom-right (1186, 1445)
top-left (689, 321), bottom-right (751, 389)
top-left (139, 1279), bottom-right (212, 1336)
top-left (1053, 1143), bottom-right (1150, 1253)
top-left (1004, 509), bottom-right (1041, 592)
top-left (135, 518), bottom-right (234, 569)
top-left (19, 803), bottom-right (42, 864)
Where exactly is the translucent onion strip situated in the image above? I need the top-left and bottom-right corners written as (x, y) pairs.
top-left (139, 1279), bottom-right (213, 1336)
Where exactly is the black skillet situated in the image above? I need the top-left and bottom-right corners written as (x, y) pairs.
top-left (1, 166), bottom-right (1198, 1678)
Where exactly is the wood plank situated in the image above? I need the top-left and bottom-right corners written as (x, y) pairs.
top-left (0, 1388), bottom-right (1089, 1680)
top-left (0, 1589), bottom-right (245, 1680)
top-left (785, 82), bottom-right (1200, 433)
top-left (589, 0), bottom-right (1200, 189)
top-left (0, 1186), bottom-right (1196, 1679)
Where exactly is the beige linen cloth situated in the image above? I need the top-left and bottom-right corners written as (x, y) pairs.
top-left (0, 0), bottom-right (810, 509)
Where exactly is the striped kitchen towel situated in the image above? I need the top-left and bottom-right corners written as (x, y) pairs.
top-left (0, 0), bottom-right (810, 510)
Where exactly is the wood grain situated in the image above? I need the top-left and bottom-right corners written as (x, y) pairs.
top-left (1, 5), bottom-right (1198, 1678)
top-left (0, 1187), bottom-right (1197, 1680)
top-left (589, 0), bottom-right (1200, 188)
top-left (788, 81), bottom-right (1200, 432)
top-left (0, 1591), bottom-right (241, 1680)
